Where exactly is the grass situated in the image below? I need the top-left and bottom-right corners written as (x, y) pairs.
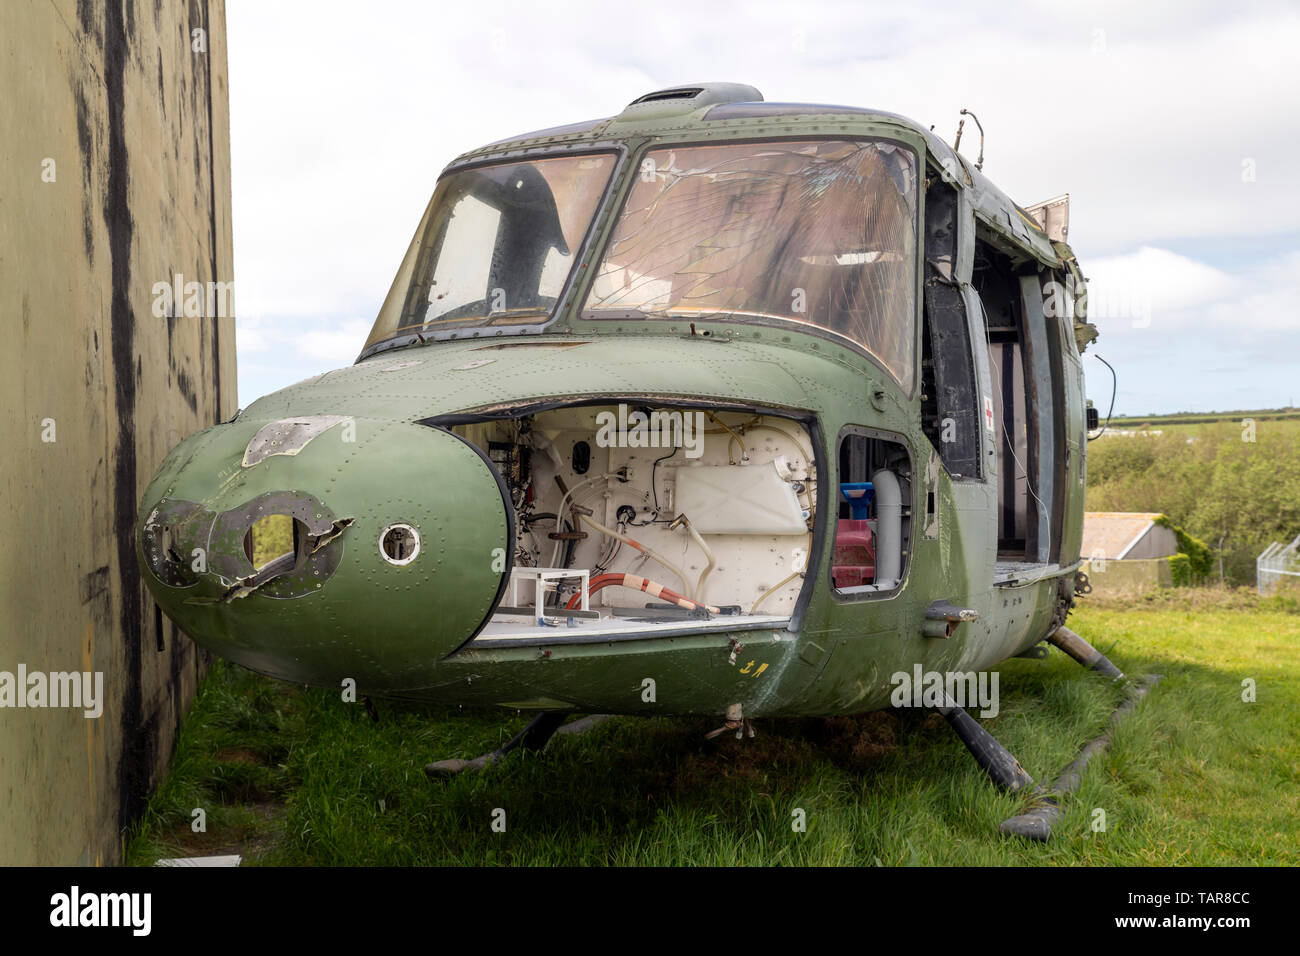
top-left (125, 588), bottom-right (1300, 866)
top-left (249, 514), bottom-right (294, 569)
top-left (1105, 408), bottom-right (1300, 430)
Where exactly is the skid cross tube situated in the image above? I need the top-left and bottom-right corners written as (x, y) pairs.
top-left (1001, 675), bottom-right (1161, 840)
top-left (424, 712), bottom-right (609, 777)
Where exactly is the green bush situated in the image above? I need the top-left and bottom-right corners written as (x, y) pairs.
top-left (1153, 515), bottom-right (1213, 578)
top-left (1087, 419), bottom-right (1300, 585)
top-left (1167, 552), bottom-right (1192, 586)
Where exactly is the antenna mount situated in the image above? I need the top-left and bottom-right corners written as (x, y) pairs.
top-left (956, 108), bottom-right (985, 171)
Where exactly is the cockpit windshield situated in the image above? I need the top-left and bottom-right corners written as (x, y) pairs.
top-left (365, 153), bottom-right (616, 350)
top-left (582, 140), bottom-right (917, 391)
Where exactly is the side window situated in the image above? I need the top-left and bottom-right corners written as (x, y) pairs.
top-left (831, 429), bottom-right (911, 597)
top-left (921, 174), bottom-right (980, 478)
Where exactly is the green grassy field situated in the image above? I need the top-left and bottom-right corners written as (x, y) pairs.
top-left (1104, 408), bottom-right (1299, 430)
top-left (125, 588), bottom-right (1300, 866)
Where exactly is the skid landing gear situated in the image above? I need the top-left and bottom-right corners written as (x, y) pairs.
top-left (939, 623), bottom-right (1157, 832)
top-left (937, 696), bottom-right (1035, 793)
top-left (424, 712), bottom-right (609, 777)
top-left (1048, 625), bottom-right (1124, 679)
top-left (1000, 675), bottom-right (1161, 841)
top-left (998, 624), bottom-right (1160, 841)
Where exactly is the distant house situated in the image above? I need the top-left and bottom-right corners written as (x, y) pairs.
top-left (1081, 512), bottom-right (1178, 562)
top-left (1080, 512), bottom-right (1179, 593)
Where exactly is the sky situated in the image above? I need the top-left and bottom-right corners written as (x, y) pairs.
top-left (226, 0), bottom-right (1300, 416)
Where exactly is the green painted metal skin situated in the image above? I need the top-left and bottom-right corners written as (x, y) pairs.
top-left (137, 86), bottom-right (1091, 719)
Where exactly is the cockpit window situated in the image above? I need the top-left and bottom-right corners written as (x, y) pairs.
top-left (365, 153), bottom-right (616, 350)
top-left (582, 140), bottom-right (918, 392)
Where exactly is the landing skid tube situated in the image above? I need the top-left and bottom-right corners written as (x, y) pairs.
top-left (424, 712), bottom-right (609, 777)
top-left (1048, 625), bottom-right (1125, 679)
top-left (1000, 674), bottom-right (1161, 840)
top-left (937, 697), bottom-right (1036, 793)
top-left (939, 624), bottom-right (1152, 829)
top-left (998, 624), bottom-right (1159, 840)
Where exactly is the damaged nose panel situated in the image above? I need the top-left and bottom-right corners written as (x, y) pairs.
top-left (142, 490), bottom-right (353, 602)
top-left (138, 418), bottom-right (512, 689)
top-left (140, 498), bottom-right (216, 589)
top-left (241, 415), bottom-right (352, 467)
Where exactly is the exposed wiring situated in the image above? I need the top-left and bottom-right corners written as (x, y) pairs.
top-left (976, 290), bottom-right (1052, 528)
top-left (549, 472), bottom-right (616, 567)
top-left (751, 532), bottom-right (812, 613)
top-left (1087, 353), bottom-right (1117, 441)
top-left (649, 445), bottom-right (678, 517)
top-left (592, 520), bottom-right (624, 576)
top-left (578, 513), bottom-right (692, 596)
top-left (523, 511), bottom-right (575, 571)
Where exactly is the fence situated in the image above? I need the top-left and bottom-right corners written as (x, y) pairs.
top-left (1257, 535), bottom-right (1300, 595)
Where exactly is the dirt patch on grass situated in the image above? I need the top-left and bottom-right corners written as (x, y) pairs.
top-left (655, 712), bottom-right (905, 793)
top-left (158, 801), bottom-right (285, 864)
top-left (812, 711), bottom-right (900, 767)
top-left (214, 746), bottom-right (263, 764)
top-left (671, 729), bottom-right (817, 792)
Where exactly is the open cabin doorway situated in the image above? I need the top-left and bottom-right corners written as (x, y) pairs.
top-left (974, 235), bottom-right (1063, 569)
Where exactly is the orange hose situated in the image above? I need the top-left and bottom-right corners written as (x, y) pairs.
top-left (567, 573), bottom-right (720, 614)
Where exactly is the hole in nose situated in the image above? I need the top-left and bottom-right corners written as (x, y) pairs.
top-left (380, 523), bottom-right (420, 565)
top-left (161, 526), bottom-right (183, 564)
top-left (244, 514), bottom-right (298, 571)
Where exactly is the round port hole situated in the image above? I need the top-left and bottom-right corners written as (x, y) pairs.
top-left (379, 523), bottom-right (420, 566)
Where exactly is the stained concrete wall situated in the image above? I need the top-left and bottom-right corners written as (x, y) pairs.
top-left (0, 0), bottom-right (235, 865)
top-left (1123, 525), bottom-right (1178, 561)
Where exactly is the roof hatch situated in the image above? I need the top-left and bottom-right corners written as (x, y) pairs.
top-left (615, 82), bottom-right (763, 121)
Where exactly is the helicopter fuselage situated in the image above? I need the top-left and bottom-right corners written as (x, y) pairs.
top-left (137, 84), bottom-right (1093, 719)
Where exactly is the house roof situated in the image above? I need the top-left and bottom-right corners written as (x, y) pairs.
top-left (1081, 512), bottom-right (1163, 561)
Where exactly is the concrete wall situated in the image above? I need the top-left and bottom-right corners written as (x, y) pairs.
top-left (1124, 525), bottom-right (1178, 560)
top-left (1080, 558), bottom-right (1173, 595)
top-left (0, 0), bottom-right (235, 865)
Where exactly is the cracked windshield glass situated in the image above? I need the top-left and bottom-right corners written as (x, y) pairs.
top-left (584, 140), bottom-right (917, 391)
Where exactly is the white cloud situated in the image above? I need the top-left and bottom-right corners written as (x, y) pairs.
top-left (224, 1), bottom-right (1300, 411)
top-left (297, 320), bottom-right (374, 364)
top-left (1084, 246), bottom-right (1237, 327)
top-left (1084, 245), bottom-right (1300, 333)
top-left (1078, 245), bottom-right (1300, 414)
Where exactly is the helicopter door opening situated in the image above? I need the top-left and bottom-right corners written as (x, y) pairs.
top-left (975, 236), bottom-right (1060, 567)
top-left (830, 429), bottom-right (911, 595)
top-left (443, 402), bottom-right (818, 646)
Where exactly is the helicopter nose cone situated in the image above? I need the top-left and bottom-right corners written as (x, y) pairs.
top-left (138, 419), bottom-right (511, 690)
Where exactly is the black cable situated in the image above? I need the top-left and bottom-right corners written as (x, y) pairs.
top-left (593, 524), bottom-right (624, 576)
top-left (1088, 354), bottom-right (1118, 441)
top-left (650, 446), bottom-right (678, 515)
